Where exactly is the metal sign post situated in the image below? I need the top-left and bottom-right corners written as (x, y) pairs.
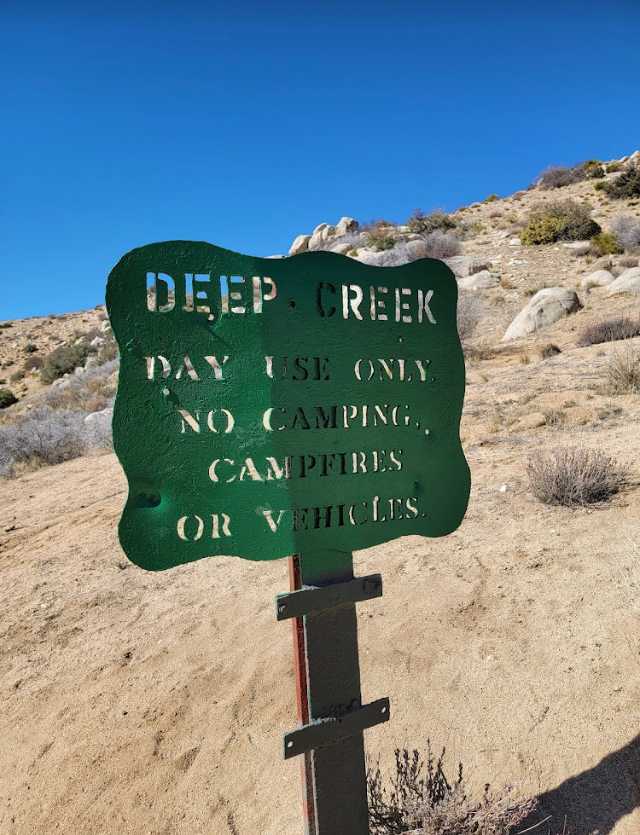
top-left (106, 240), bottom-right (470, 834)
top-left (279, 552), bottom-right (387, 834)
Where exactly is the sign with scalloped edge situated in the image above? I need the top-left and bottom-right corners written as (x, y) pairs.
top-left (106, 241), bottom-right (470, 570)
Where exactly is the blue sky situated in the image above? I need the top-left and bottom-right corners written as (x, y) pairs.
top-left (2, 1), bottom-right (640, 319)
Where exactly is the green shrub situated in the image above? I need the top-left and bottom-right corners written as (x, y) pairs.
top-left (590, 231), bottom-right (623, 256)
top-left (483, 193), bottom-right (499, 203)
top-left (0, 388), bottom-right (18, 409)
top-left (24, 342), bottom-right (38, 354)
top-left (9, 370), bottom-right (25, 383)
top-left (40, 343), bottom-right (90, 385)
top-left (521, 200), bottom-right (601, 245)
top-left (407, 210), bottom-right (456, 235)
top-left (593, 180), bottom-right (608, 192)
top-left (603, 164), bottom-right (640, 199)
top-left (607, 161), bottom-right (624, 173)
top-left (581, 159), bottom-right (605, 179)
top-left (364, 226), bottom-right (396, 251)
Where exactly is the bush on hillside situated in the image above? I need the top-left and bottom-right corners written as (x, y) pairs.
top-left (40, 342), bottom-right (90, 384)
top-left (0, 388), bottom-right (18, 409)
top-left (589, 231), bottom-right (623, 257)
top-left (607, 161), bottom-right (624, 173)
top-left (367, 744), bottom-right (537, 835)
top-left (0, 406), bottom-right (111, 477)
top-left (24, 342), bottom-right (38, 354)
top-left (578, 317), bottom-right (640, 347)
top-left (538, 165), bottom-right (585, 189)
top-left (44, 359), bottom-right (118, 413)
top-left (407, 210), bottom-right (456, 235)
top-left (23, 354), bottom-right (43, 372)
top-left (422, 230), bottom-right (461, 259)
top-left (520, 199), bottom-right (601, 245)
top-left (364, 221), bottom-right (397, 252)
top-left (603, 164), bottom-right (640, 199)
top-left (528, 446), bottom-right (627, 506)
top-left (609, 214), bottom-right (640, 250)
top-left (581, 159), bottom-right (605, 179)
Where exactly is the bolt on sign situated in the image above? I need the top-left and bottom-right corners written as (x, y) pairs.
top-left (107, 241), bottom-right (470, 834)
top-left (107, 242), bottom-right (469, 568)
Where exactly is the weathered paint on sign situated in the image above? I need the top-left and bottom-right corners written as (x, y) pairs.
top-left (106, 241), bottom-right (470, 570)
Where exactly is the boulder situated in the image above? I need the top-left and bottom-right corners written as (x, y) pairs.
top-left (607, 266), bottom-right (640, 295)
top-left (562, 241), bottom-right (591, 255)
top-left (84, 406), bottom-right (113, 425)
top-left (335, 216), bottom-right (359, 236)
top-left (308, 223), bottom-right (336, 250)
top-left (458, 270), bottom-right (500, 290)
top-left (502, 288), bottom-right (582, 341)
top-left (444, 256), bottom-right (493, 278)
top-left (289, 234), bottom-right (311, 256)
top-left (580, 269), bottom-right (615, 290)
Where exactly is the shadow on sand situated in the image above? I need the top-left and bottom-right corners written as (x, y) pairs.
top-left (521, 734), bottom-right (640, 833)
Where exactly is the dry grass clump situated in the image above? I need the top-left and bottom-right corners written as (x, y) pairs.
top-left (604, 345), bottom-right (640, 394)
top-left (367, 745), bottom-right (538, 835)
top-left (527, 446), bottom-right (627, 506)
top-left (578, 317), bottom-right (640, 347)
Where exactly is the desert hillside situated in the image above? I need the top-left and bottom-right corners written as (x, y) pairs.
top-left (1, 153), bottom-right (640, 834)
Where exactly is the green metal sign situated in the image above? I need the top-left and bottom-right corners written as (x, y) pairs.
top-left (106, 241), bottom-right (470, 571)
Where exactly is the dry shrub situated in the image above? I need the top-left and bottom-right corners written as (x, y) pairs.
top-left (527, 446), bottom-right (627, 506)
top-left (364, 221), bottom-right (397, 252)
top-left (407, 210), bottom-right (456, 235)
top-left (422, 230), bottom-right (461, 259)
top-left (44, 359), bottom-right (118, 412)
top-left (603, 164), bottom-right (640, 199)
top-left (540, 343), bottom-right (561, 359)
top-left (589, 231), bottom-right (622, 257)
top-left (0, 406), bottom-right (111, 477)
top-left (578, 317), bottom-right (640, 346)
top-left (0, 388), bottom-right (18, 410)
top-left (538, 165), bottom-right (585, 190)
top-left (604, 345), bottom-right (640, 394)
top-left (368, 745), bottom-right (537, 835)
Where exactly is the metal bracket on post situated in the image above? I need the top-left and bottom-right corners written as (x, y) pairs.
top-left (279, 552), bottom-right (389, 835)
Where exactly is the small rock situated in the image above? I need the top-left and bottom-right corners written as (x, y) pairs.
top-left (508, 237), bottom-right (521, 247)
top-left (562, 241), bottom-right (591, 255)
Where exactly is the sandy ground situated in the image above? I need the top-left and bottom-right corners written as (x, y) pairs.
top-left (2, 329), bottom-right (640, 834)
